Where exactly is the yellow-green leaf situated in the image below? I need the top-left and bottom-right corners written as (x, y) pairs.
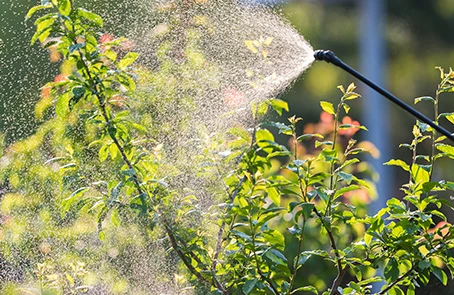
top-left (245, 40), bottom-right (258, 54)
top-left (77, 8), bottom-right (103, 27)
top-left (58, 0), bottom-right (71, 16)
top-left (111, 209), bottom-right (121, 227)
top-left (118, 52), bottom-right (139, 70)
top-left (384, 159), bottom-right (410, 172)
top-left (263, 36), bottom-right (273, 46)
top-left (436, 144), bottom-right (454, 159)
top-left (26, 4), bottom-right (52, 20)
top-left (320, 101), bottom-right (335, 115)
top-left (411, 164), bottom-right (430, 185)
top-left (55, 92), bottom-right (70, 118)
top-left (267, 187), bottom-right (280, 205)
top-left (438, 112), bottom-right (454, 125)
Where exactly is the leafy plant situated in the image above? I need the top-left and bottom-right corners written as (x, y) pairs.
top-left (1, 1), bottom-right (454, 294)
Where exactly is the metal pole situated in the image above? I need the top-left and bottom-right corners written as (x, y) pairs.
top-left (359, 0), bottom-right (391, 216)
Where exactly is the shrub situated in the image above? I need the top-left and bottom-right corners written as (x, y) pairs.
top-left (1, 1), bottom-right (454, 294)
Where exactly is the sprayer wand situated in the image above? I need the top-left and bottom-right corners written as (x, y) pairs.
top-left (314, 50), bottom-right (454, 142)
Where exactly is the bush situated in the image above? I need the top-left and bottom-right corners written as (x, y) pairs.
top-left (1, 1), bottom-right (454, 294)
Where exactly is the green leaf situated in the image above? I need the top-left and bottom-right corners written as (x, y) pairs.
top-left (438, 112), bottom-right (454, 125)
top-left (256, 129), bottom-right (274, 147)
top-left (320, 101), bottom-right (335, 115)
top-left (263, 230), bottom-right (285, 250)
top-left (31, 27), bottom-right (52, 45)
top-left (319, 149), bottom-right (337, 162)
top-left (338, 124), bottom-right (368, 132)
top-left (416, 120), bottom-right (431, 133)
top-left (263, 121), bottom-right (292, 135)
top-left (338, 171), bottom-right (353, 185)
top-left (342, 103), bottom-right (351, 114)
top-left (269, 99), bottom-right (289, 116)
top-left (56, 93), bottom-right (71, 118)
top-left (291, 286), bottom-right (318, 294)
top-left (104, 49), bottom-right (117, 61)
top-left (334, 185), bottom-right (360, 199)
top-left (118, 52), bottom-right (139, 70)
top-left (265, 249), bottom-right (287, 266)
top-left (35, 15), bottom-right (56, 32)
top-left (77, 8), bottom-right (103, 26)
top-left (109, 181), bottom-right (124, 205)
top-left (384, 159), bottom-right (410, 172)
top-left (297, 133), bottom-right (323, 141)
top-left (432, 266), bottom-right (448, 286)
top-left (344, 92), bottom-right (360, 100)
top-left (437, 144), bottom-right (454, 159)
top-left (98, 230), bottom-right (106, 241)
top-left (62, 187), bottom-right (89, 212)
top-left (111, 209), bottom-right (121, 227)
top-left (231, 230), bottom-right (252, 241)
top-left (414, 96), bottom-right (434, 104)
top-left (242, 279), bottom-right (258, 294)
top-left (70, 86), bottom-right (86, 108)
top-left (297, 253), bottom-right (311, 267)
top-left (316, 188), bottom-right (329, 203)
top-left (300, 203), bottom-right (314, 219)
top-left (346, 82), bottom-right (356, 93)
top-left (267, 187), bottom-right (280, 206)
top-left (99, 143), bottom-right (110, 162)
top-left (58, 0), bottom-right (71, 16)
top-left (384, 258), bottom-right (399, 282)
top-left (411, 164), bottom-right (430, 185)
top-left (26, 4), bottom-right (52, 20)
top-left (406, 283), bottom-right (415, 295)
top-left (388, 286), bottom-right (404, 295)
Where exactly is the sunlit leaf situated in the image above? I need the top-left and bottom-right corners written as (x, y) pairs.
top-left (26, 4), bottom-right (52, 20)
top-left (414, 96), bottom-right (434, 104)
top-left (244, 40), bottom-right (258, 54)
top-left (291, 286), bottom-right (317, 294)
top-left (111, 209), bottom-right (121, 226)
top-left (118, 52), bottom-right (139, 70)
top-left (436, 144), bottom-right (454, 159)
top-left (267, 187), bottom-right (280, 206)
top-left (320, 101), bottom-right (335, 115)
top-left (297, 133), bottom-right (323, 141)
top-left (265, 249), bottom-right (287, 266)
top-left (58, 0), bottom-right (71, 16)
top-left (384, 159), bottom-right (410, 172)
top-left (438, 112), bottom-right (454, 125)
top-left (78, 8), bottom-right (103, 26)
top-left (268, 99), bottom-right (288, 115)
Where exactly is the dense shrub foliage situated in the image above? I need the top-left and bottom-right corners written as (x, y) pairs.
top-left (1, 1), bottom-right (454, 294)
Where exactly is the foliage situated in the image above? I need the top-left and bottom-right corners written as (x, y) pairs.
top-left (1, 1), bottom-right (454, 294)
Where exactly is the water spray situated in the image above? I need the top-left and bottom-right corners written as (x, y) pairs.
top-left (314, 50), bottom-right (454, 142)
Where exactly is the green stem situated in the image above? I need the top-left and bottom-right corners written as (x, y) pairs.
top-left (326, 99), bottom-right (342, 216)
top-left (288, 220), bottom-right (306, 294)
top-left (429, 89), bottom-right (440, 181)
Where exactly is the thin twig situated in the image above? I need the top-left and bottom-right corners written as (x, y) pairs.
top-left (377, 267), bottom-right (414, 295)
top-left (313, 207), bottom-right (346, 295)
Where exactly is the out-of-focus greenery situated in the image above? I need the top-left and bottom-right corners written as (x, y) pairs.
top-left (2, 1), bottom-right (454, 294)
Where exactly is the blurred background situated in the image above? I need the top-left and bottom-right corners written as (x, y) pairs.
top-left (1, 0), bottom-right (454, 292)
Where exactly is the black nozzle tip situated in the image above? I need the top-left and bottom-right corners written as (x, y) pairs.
top-left (314, 50), bottom-right (336, 63)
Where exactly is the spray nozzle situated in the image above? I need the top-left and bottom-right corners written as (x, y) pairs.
top-left (314, 50), bottom-right (342, 67)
